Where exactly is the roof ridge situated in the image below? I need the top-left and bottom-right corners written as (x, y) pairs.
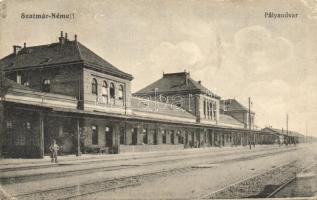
top-left (1, 40), bottom-right (133, 80)
top-left (76, 42), bottom-right (132, 79)
top-left (134, 78), bottom-right (162, 94)
top-left (188, 76), bottom-right (220, 98)
top-left (75, 41), bottom-right (83, 60)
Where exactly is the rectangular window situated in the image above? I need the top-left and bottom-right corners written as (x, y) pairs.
top-left (16, 134), bottom-right (26, 145)
top-left (92, 125), bottom-right (98, 145)
top-left (25, 122), bottom-right (31, 130)
top-left (6, 121), bottom-right (13, 129)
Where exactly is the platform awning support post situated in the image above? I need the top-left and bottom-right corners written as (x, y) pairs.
top-left (76, 119), bottom-right (82, 156)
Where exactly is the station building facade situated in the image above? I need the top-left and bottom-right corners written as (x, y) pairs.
top-left (0, 32), bottom-right (283, 158)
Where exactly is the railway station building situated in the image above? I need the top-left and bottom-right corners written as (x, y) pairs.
top-left (0, 32), bottom-right (286, 158)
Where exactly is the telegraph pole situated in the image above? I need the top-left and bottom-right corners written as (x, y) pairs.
top-left (286, 114), bottom-right (289, 146)
top-left (0, 67), bottom-right (4, 157)
top-left (248, 97), bottom-right (251, 149)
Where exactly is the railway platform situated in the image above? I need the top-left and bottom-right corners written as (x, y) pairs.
top-left (0, 144), bottom-right (279, 170)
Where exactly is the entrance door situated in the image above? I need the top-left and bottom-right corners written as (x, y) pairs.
top-left (171, 131), bottom-right (175, 144)
top-left (105, 126), bottom-right (113, 147)
top-left (209, 131), bottom-right (212, 146)
top-left (153, 130), bottom-right (157, 145)
top-left (185, 132), bottom-right (189, 145)
top-left (191, 132), bottom-right (195, 147)
top-left (132, 128), bottom-right (138, 145)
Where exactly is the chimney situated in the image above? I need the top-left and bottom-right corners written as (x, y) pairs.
top-left (13, 45), bottom-right (22, 54)
top-left (59, 31), bottom-right (65, 45)
top-left (65, 32), bottom-right (68, 41)
top-left (16, 74), bottom-right (22, 84)
top-left (185, 71), bottom-right (189, 85)
top-left (198, 80), bottom-right (201, 84)
top-left (74, 34), bottom-right (77, 41)
top-left (23, 42), bottom-right (26, 48)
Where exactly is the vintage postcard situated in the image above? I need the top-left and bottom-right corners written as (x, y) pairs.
top-left (0, 0), bottom-right (316, 199)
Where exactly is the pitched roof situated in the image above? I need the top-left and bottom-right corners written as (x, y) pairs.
top-left (219, 114), bottom-right (244, 127)
top-left (131, 96), bottom-right (196, 119)
top-left (263, 127), bottom-right (305, 137)
top-left (0, 40), bottom-right (133, 80)
top-left (134, 72), bottom-right (220, 98)
top-left (221, 99), bottom-right (254, 114)
top-left (1, 77), bottom-right (34, 92)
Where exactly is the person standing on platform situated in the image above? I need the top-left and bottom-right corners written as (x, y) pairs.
top-left (49, 139), bottom-right (60, 163)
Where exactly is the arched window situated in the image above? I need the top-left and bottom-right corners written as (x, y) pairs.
top-left (213, 102), bottom-right (217, 119)
top-left (92, 78), bottom-right (97, 95)
top-left (42, 79), bottom-right (50, 92)
top-left (110, 82), bottom-right (115, 99)
top-left (102, 81), bottom-right (108, 95)
top-left (118, 85), bottom-right (124, 100)
top-left (102, 81), bottom-right (108, 103)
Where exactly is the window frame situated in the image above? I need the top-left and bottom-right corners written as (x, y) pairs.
top-left (102, 81), bottom-right (108, 96)
top-left (109, 82), bottom-right (115, 99)
top-left (42, 79), bottom-right (51, 92)
top-left (92, 125), bottom-right (99, 145)
top-left (6, 120), bottom-right (13, 129)
top-left (91, 78), bottom-right (98, 95)
top-left (118, 84), bottom-right (124, 101)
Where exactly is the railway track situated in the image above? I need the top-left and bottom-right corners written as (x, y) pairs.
top-left (267, 161), bottom-right (317, 198)
top-left (6, 147), bottom-right (299, 200)
top-left (199, 159), bottom-right (315, 199)
top-left (0, 149), bottom-right (235, 184)
top-left (1, 147), bottom-right (297, 185)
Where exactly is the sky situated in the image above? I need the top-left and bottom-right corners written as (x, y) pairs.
top-left (0, 0), bottom-right (317, 136)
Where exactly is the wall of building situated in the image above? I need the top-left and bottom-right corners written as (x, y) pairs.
top-left (2, 103), bottom-right (278, 158)
top-left (5, 64), bottom-right (83, 101)
top-left (198, 94), bottom-right (220, 123)
top-left (2, 105), bottom-right (42, 158)
top-left (223, 111), bottom-right (255, 129)
top-left (135, 93), bottom-right (198, 117)
top-left (82, 67), bottom-right (132, 114)
top-left (134, 93), bottom-right (220, 124)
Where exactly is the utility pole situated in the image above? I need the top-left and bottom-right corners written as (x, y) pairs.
top-left (248, 97), bottom-right (251, 149)
top-left (286, 114), bottom-right (289, 146)
top-left (0, 67), bottom-right (4, 157)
